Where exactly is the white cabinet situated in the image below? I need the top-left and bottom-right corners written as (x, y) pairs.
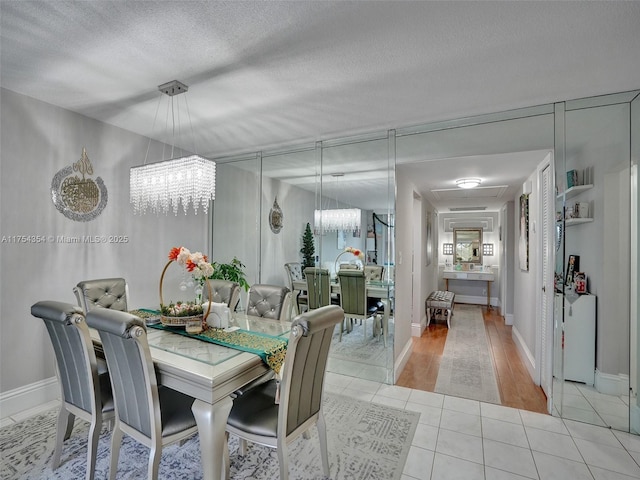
top-left (554, 293), bottom-right (596, 385)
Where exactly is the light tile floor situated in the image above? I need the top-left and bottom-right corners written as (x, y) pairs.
top-left (3, 373), bottom-right (640, 480)
top-left (321, 373), bottom-right (640, 480)
top-left (558, 381), bottom-right (632, 432)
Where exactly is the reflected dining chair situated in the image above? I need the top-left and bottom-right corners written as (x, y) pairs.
top-left (73, 277), bottom-right (129, 313)
top-left (246, 284), bottom-right (291, 321)
top-left (284, 262), bottom-right (308, 315)
top-left (224, 304), bottom-right (344, 480)
top-left (85, 309), bottom-right (198, 480)
top-left (303, 267), bottom-right (339, 310)
top-left (337, 269), bottom-right (381, 343)
top-left (205, 278), bottom-right (241, 311)
top-left (30, 300), bottom-right (114, 480)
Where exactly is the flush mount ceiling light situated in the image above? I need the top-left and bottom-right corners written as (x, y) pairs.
top-left (455, 178), bottom-right (482, 189)
top-left (130, 80), bottom-right (216, 215)
top-left (314, 173), bottom-right (361, 233)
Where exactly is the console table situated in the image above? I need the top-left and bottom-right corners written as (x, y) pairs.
top-left (442, 268), bottom-right (495, 308)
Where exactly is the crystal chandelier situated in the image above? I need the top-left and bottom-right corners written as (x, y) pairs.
top-left (130, 80), bottom-right (216, 215)
top-left (314, 208), bottom-right (361, 232)
top-left (314, 173), bottom-right (361, 233)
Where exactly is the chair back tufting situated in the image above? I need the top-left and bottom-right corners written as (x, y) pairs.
top-left (74, 277), bottom-right (129, 313)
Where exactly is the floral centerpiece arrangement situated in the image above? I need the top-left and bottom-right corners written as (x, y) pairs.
top-left (160, 246), bottom-right (213, 327)
top-left (335, 246), bottom-right (364, 273)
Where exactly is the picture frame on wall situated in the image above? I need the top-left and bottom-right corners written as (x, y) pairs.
top-left (425, 211), bottom-right (433, 266)
top-left (565, 254), bottom-right (580, 286)
top-left (518, 193), bottom-right (529, 271)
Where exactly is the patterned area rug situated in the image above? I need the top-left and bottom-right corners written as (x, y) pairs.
top-left (1, 393), bottom-right (418, 480)
top-left (328, 318), bottom-right (394, 368)
top-left (434, 304), bottom-right (501, 404)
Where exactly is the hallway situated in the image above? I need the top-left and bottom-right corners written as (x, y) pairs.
top-left (397, 305), bottom-right (549, 414)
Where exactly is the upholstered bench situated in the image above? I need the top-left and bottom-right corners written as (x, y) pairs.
top-left (426, 290), bottom-right (455, 328)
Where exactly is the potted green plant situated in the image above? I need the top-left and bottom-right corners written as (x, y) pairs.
top-left (300, 222), bottom-right (315, 269)
top-left (208, 257), bottom-right (250, 291)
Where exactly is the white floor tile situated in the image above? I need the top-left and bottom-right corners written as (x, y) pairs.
top-left (346, 377), bottom-right (382, 394)
top-left (481, 402), bottom-right (523, 425)
top-left (431, 452), bottom-right (484, 479)
top-left (590, 465), bottom-right (640, 480)
top-left (407, 389), bottom-right (445, 408)
top-left (440, 408), bottom-right (482, 437)
top-left (562, 392), bottom-right (596, 411)
top-left (376, 384), bottom-right (412, 401)
top-left (613, 430), bottom-right (640, 453)
top-left (403, 445), bottom-right (435, 479)
top-left (371, 394), bottom-right (406, 410)
top-left (574, 438), bottom-right (640, 477)
top-left (532, 450), bottom-right (594, 479)
top-left (405, 402), bottom-right (443, 427)
top-left (520, 409), bottom-right (569, 435)
top-left (560, 406), bottom-right (607, 427)
top-left (563, 418), bottom-right (621, 447)
top-left (412, 423), bottom-right (439, 451)
top-left (339, 387), bottom-right (374, 402)
top-left (525, 426), bottom-right (582, 462)
top-left (598, 413), bottom-right (630, 432)
top-left (324, 371), bottom-right (352, 388)
top-left (482, 417), bottom-right (529, 448)
top-left (483, 438), bottom-right (538, 479)
top-left (484, 466), bottom-right (533, 479)
top-left (435, 428), bottom-right (484, 464)
top-left (443, 395), bottom-right (481, 416)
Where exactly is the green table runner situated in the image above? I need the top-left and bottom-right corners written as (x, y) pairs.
top-left (147, 322), bottom-right (288, 374)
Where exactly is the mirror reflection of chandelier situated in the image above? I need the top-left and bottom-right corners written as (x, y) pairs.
top-left (130, 80), bottom-right (216, 215)
top-left (314, 173), bottom-right (361, 233)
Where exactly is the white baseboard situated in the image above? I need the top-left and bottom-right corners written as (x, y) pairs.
top-left (454, 294), bottom-right (498, 307)
top-left (0, 377), bottom-right (59, 419)
top-left (394, 338), bottom-right (413, 384)
top-left (595, 370), bottom-right (630, 396)
top-left (411, 322), bottom-right (424, 337)
top-left (512, 325), bottom-right (536, 383)
top-left (504, 313), bottom-right (514, 326)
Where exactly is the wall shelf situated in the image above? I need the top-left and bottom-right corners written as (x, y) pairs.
top-left (557, 184), bottom-right (594, 200)
top-left (565, 218), bottom-right (594, 226)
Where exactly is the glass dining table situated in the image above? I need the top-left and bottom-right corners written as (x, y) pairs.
top-left (89, 312), bottom-right (291, 480)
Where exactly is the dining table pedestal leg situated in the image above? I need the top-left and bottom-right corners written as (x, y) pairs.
top-left (192, 396), bottom-right (233, 480)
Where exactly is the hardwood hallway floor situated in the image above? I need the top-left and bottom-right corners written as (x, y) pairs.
top-left (396, 304), bottom-right (548, 414)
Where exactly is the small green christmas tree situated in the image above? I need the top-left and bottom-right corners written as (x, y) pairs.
top-left (300, 222), bottom-right (315, 269)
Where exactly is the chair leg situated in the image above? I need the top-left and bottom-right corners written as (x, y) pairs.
top-left (108, 425), bottom-right (123, 480)
top-left (317, 412), bottom-right (330, 478)
top-left (148, 442), bottom-right (162, 480)
top-left (52, 406), bottom-right (73, 468)
top-left (85, 417), bottom-right (101, 480)
top-left (239, 438), bottom-right (248, 456)
top-left (277, 440), bottom-right (289, 480)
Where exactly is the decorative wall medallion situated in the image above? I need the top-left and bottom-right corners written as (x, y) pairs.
top-left (51, 147), bottom-right (107, 222)
top-left (269, 196), bottom-right (283, 234)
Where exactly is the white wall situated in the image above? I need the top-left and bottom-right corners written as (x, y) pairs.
top-left (512, 172), bottom-right (540, 365)
top-left (0, 88), bottom-right (208, 395)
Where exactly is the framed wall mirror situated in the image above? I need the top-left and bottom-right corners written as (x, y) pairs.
top-left (454, 228), bottom-right (483, 264)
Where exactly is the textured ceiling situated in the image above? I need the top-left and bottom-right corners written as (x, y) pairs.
top-left (1, 1), bottom-right (639, 211)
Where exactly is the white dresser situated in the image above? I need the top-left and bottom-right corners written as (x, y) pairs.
top-left (554, 292), bottom-right (596, 385)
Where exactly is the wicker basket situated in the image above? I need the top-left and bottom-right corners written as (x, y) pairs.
top-left (159, 260), bottom-right (211, 327)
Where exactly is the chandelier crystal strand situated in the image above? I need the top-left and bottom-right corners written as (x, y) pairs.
top-left (130, 155), bottom-right (215, 215)
top-left (314, 208), bottom-right (361, 232)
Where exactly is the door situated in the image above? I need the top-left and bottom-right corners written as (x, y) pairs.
top-left (540, 157), bottom-right (554, 406)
